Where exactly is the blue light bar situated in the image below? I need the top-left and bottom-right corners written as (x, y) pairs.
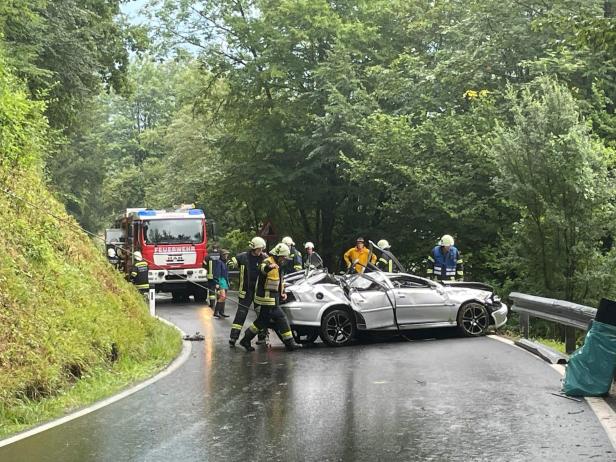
top-left (188, 209), bottom-right (204, 215)
top-left (138, 210), bottom-right (157, 217)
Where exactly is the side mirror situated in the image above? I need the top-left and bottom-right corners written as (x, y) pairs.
top-left (208, 220), bottom-right (218, 240)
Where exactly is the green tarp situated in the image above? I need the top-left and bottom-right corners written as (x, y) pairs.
top-left (563, 320), bottom-right (616, 397)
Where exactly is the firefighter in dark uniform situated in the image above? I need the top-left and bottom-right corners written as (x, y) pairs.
top-left (227, 237), bottom-right (268, 346)
top-left (205, 246), bottom-right (221, 310)
top-left (239, 243), bottom-right (300, 352)
top-left (281, 236), bottom-right (303, 274)
top-left (427, 234), bottom-right (464, 281)
top-left (129, 251), bottom-right (150, 295)
top-left (376, 239), bottom-right (394, 272)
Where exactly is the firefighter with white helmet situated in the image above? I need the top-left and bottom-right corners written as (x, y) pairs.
top-left (227, 236), bottom-right (268, 346)
top-left (281, 236), bottom-right (303, 274)
top-left (129, 251), bottom-right (149, 294)
top-left (239, 243), bottom-right (300, 351)
top-left (427, 234), bottom-right (464, 281)
top-left (376, 239), bottom-right (395, 272)
top-left (303, 241), bottom-right (324, 270)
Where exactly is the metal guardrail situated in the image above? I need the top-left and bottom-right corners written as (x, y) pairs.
top-left (510, 292), bottom-right (596, 354)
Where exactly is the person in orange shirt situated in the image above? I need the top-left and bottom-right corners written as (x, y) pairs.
top-left (343, 237), bottom-right (377, 273)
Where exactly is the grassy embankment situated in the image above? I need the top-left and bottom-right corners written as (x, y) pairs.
top-left (0, 51), bottom-right (181, 439)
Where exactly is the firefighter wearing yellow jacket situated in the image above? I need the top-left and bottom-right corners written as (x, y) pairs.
top-left (343, 237), bottom-right (377, 273)
top-left (239, 243), bottom-right (300, 352)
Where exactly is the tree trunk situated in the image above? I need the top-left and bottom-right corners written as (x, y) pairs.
top-left (320, 203), bottom-right (336, 270)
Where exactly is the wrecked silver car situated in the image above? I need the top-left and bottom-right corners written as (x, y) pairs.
top-left (282, 269), bottom-right (508, 347)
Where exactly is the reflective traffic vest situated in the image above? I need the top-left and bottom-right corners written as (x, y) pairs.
top-left (427, 245), bottom-right (464, 280)
top-left (255, 256), bottom-right (284, 306)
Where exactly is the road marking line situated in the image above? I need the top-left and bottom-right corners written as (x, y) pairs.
top-left (0, 317), bottom-right (192, 448)
top-left (488, 334), bottom-right (616, 450)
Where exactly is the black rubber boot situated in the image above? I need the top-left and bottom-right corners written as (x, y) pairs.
top-left (239, 329), bottom-right (257, 352)
top-left (284, 338), bottom-right (301, 351)
top-left (218, 301), bottom-right (229, 317)
top-left (209, 297), bottom-right (217, 315)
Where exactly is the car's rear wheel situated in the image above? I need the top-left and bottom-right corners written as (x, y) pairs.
top-left (457, 302), bottom-right (490, 337)
top-left (320, 308), bottom-right (356, 346)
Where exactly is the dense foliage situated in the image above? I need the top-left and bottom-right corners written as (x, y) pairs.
top-left (3, 0), bottom-right (616, 306)
top-left (140, 0), bottom-right (614, 305)
top-left (0, 41), bottom-right (179, 434)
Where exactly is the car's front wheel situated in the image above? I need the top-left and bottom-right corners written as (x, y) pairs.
top-left (320, 308), bottom-right (356, 346)
top-left (457, 302), bottom-right (490, 337)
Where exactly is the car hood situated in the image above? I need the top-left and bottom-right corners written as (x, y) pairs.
top-left (443, 286), bottom-right (492, 304)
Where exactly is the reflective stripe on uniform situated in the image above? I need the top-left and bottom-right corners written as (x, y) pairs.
top-left (231, 324), bottom-right (242, 331)
top-left (254, 294), bottom-right (275, 306)
top-left (255, 295), bottom-right (276, 306)
top-left (136, 284), bottom-right (149, 289)
top-left (249, 324), bottom-right (259, 334)
top-left (281, 330), bottom-right (293, 340)
top-left (239, 264), bottom-right (245, 292)
top-left (208, 260), bottom-right (214, 280)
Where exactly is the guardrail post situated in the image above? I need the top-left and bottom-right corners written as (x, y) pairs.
top-left (520, 312), bottom-right (530, 338)
top-left (149, 288), bottom-right (156, 316)
top-left (565, 326), bottom-right (576, 354)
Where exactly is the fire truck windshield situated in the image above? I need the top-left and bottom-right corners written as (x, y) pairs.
top-left (143, 219), bottom-right (204, 245)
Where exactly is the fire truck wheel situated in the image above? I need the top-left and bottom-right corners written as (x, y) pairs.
top-left (171, 291), bottom-right (182, 303)
top-left (194, 288), bottom-right (208, 303)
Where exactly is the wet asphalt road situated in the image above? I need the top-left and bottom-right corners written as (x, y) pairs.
top-left (1, 296), bottom-right (614, 462)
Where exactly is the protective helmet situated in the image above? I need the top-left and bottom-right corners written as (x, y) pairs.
top-left (304, 241), bottom-right (315, 249)
top-left (221, 249), bottom-right (230, 255)
top-left (377, 239), bottom-right (391, 250)
top-left (282, 236), bottom-right (295, 246)
top-left (134, 251), bottom-right (143, 261)
top-left (107, 248), bottom-right (117, 258)
top-left (249, 236), bottom-right (267, 249)
top-left (270, 243), bottom-right (291, 257)
top-left (439, 234), bottom-right (455, 247)
top-left (356, 237), bottom-right (365, 243)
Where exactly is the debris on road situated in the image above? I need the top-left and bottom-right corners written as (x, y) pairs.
top-left (183, 332), bottom-right (205, 341)
top-left (550, 392), bottom-right (582, 402)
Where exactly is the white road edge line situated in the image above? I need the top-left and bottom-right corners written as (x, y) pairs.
top-left (0, 316), bottom-right (192, 448)
top-left (487, 334), bottom-right (616, 450)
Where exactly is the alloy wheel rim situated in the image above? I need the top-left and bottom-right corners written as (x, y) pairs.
top-left (326, 312), bottom-right (352, 344)
top-left (462, 304), bottom-right (488, 335)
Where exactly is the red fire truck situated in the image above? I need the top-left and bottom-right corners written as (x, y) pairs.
top-left (105, 205), bottom-right (215, 302)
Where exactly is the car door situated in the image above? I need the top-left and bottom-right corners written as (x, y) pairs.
top-left (390, 275), bottom-right (455, 325)
top-left (348, 277), bottom-right (395, 329)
